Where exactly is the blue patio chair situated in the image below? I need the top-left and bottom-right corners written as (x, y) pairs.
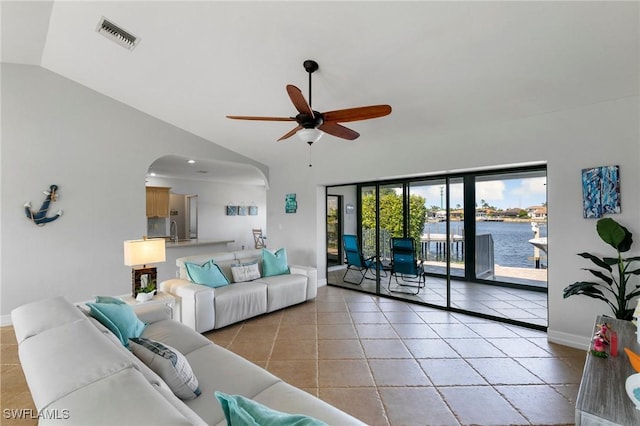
top-left (342, 234), bottom-right (384, 285)
top-left (388, 237), bottom-right (425, 295)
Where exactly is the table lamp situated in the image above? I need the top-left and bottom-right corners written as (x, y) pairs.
top-left (123, 237), bottom-right (166, 297)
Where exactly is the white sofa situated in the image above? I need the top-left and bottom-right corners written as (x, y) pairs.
top-left (160, 249), bottom-right (317, 333)
top-left (11, 296), bottom-right (364, 425)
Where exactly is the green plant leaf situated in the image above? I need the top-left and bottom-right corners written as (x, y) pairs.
top-left (625, 267), bottom-right (640, 276)
top-left (563, 281), bottom-right (608, 301)
top-left (583, 268), bottom-right (613, 285)
top-left (578, 252), bottom-right (612, 272)
top-left (597, 218), bottom-right (627, 250)
top-left (602, 257), bottom-right (620, 266)
top-left (617, 224), bottom-right (633, 252)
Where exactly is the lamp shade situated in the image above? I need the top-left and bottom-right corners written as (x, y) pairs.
top-left (297, 128), bottom-right (323, 144)
top-left (123, 238), bottom-right (166, 266)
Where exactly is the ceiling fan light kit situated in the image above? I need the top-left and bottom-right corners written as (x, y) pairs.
top-left (297, 128), bottom-right (323, 144)
top-left (226, 59), bottom-right (392, 144)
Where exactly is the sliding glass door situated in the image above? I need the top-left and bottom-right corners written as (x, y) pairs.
top-left (326, 165), bottom-right (548, 329)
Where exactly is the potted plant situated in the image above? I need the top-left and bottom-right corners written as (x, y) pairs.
top-left (136, 278), bottom-right (157, 302)
top-left (564, 218), bottom-right (640, 320)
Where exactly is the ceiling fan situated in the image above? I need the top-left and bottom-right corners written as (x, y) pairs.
top-left (226, 60), bottom-right (392, 144)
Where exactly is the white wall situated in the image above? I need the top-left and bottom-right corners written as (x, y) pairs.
top-left (267, 95), bottom-right (640, 349)
top-left (2, 63), bottom-right (638, 348)
top-left (0, 64), bottom-right (268, 321)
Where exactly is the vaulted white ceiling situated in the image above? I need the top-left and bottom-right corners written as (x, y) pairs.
top-left (3, 1), bottom-right (638, 181)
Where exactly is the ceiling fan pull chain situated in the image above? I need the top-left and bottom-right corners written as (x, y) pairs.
top-left (308, 141), bottom-right (313, 167)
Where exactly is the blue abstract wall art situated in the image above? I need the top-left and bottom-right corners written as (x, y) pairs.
top-left (581, 165), bottom-right (620, 218)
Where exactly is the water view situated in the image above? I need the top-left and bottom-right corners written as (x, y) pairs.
top-left (423, 221), bottom-right (547, 269)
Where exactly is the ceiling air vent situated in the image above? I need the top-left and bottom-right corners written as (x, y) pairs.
top-left (96, 17), bottom-right (139, 50)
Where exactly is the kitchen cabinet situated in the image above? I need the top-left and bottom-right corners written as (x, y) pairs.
top-left (146, 186), bottom-right (170, 217)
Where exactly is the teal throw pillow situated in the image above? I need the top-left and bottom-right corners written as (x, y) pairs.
top-left (185, 260), bottom-right (230, 288)
top-left (214, 391), bottom-right (327, 426)
top-left (87, 302), bottom-right (146, 347)
top-left (262, 248), bottom-right (290, 277)
top-left (95, 295), bottom-right (125, 304)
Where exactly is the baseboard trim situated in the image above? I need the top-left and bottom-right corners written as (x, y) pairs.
top-left (1, 314), bottom-right (12, 327)
top-left (548, 328), bottom-right (590, 350)
top-left (317, 278), bottom-right (327, 287)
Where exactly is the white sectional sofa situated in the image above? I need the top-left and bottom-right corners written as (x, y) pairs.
top-left (160, 249), bottom-right (317, 333)
top-left (11, 296), bottom-right (364, 425)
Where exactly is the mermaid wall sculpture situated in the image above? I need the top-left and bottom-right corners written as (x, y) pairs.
top-left (24, 184), bottom-right (63, 226)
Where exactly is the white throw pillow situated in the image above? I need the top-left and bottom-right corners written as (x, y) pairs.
top-left (129, 337), bottom-right (201, 400)
top-left (230, 260), bottom-right (261, 282)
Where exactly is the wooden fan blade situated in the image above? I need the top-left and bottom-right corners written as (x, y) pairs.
top-left (286, 85), bottom-right (314, 118)
top-left (318, 123), bottom-right (360, 140)
top-left (277, 125), bottom-right (303, 141)
top-left (226, 115), bottom-right (295, 122)
top-left (322, 105), bottom-right (392, 123)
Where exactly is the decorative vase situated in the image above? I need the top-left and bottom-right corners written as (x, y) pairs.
top-left (136, 292), bottom-right (154, 303)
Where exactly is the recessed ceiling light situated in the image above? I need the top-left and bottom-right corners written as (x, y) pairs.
top-left (149, 172), bottom-right (156, 177)
top-left (187, 159), bottom-right (196, 164)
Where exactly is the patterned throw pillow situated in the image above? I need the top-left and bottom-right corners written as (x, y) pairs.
top-left (129, 337), bottom-right (201, 400)
top-left (230, 260), bottom-right (261, 283)
top-left (185, 260), bottom-right (230, 288)
top-left (262, 248), bottom-right (290, 277)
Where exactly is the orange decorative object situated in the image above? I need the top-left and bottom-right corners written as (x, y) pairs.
top-left (624, 347), bottom-right (640, 373)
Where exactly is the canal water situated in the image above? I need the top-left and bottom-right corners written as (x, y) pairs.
top-left (423, 221), bottom-right (547, 269)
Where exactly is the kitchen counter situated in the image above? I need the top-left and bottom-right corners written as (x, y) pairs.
top-left (165, 239), bottom-right (235, 248)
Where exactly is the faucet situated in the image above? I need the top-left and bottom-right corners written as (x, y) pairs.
top-left (170, 220), bottom-right (178, 243)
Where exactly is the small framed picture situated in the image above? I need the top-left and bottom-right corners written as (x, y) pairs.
top-left (248, 206), bottom-right (258, 216)
top-left (238, 206), bottom-right (247, 216)
top-left (226, 205), bottom-right (237, 216)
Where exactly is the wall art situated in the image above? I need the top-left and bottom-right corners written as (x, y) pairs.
top-left (285, 193), bottom-right (297, 214)
top-left (226, 205), bottom-right (237, 216)
top-left (248, 206), bottom-right (258, 216)
top-left (24, 184), bottom-right (64, 226)
top-left (582, 165), bottom-right (621, 218)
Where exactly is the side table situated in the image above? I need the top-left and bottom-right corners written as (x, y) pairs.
top-left (119, 291), bottom-right (179, 322)
top-left (575, 315), bottom-right (640, 425)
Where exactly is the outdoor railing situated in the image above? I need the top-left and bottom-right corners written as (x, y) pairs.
top-left (475, 233), bottom-right (494, 279)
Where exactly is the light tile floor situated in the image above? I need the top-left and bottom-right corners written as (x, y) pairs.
top-left (2, 285), bottom-right (585, 425)
top-left (330, 267), bottom-right (549, 327)
top-left (205, 286), bottom-right (583, 425)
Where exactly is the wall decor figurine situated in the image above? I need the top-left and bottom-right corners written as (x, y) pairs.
top-left (24, 184), bottom-right (63, 226)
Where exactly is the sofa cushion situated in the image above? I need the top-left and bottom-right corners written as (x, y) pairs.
top-left (253, 382), bottom-right (366, 425)
top-left (11, 296), bottom-right (86, 344)
top-left (17, 319), bottom-right (136, 410)
top-left (130, 337), bottom-right (201, 400)
top-left (230, 259), bottom-right (261, 282)
top-left (142, 319), bottom-right (212, 356)
top-left (87, 302), bottom-right (146, 347)
top-left (185, 260), bottom-right (230, 288)
top-left (183, 344), bottom-right (281, 425)
top-left (215, 391), bottom-right (326, 426)
top-left (262, 248), bottom-right (290, 277)
top-left (213, 282), bottom-right (267, 329)
top-left (259, 273), bottom-right (308, 313)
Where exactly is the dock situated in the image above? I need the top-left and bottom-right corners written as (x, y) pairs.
top-left (420, 232), bottom-right (465, 258)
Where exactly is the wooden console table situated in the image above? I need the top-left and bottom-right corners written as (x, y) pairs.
top-left (576, 315), bottom-right (640, 425)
